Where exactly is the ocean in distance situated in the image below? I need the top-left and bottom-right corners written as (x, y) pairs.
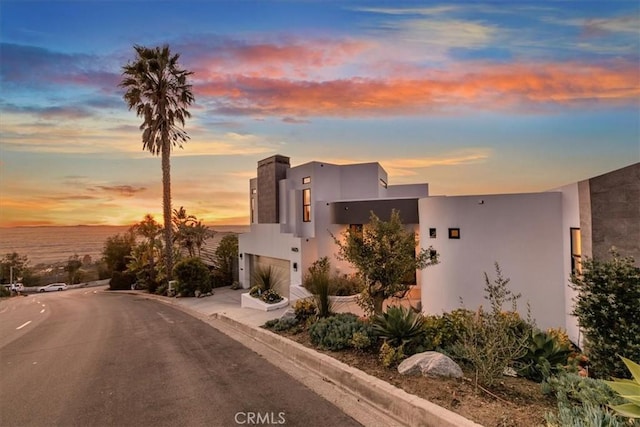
top-left (0, 225), bottom-right (250, 266)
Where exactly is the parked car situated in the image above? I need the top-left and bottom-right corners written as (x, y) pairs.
top-left (38, 283), bottom-right (68, 292)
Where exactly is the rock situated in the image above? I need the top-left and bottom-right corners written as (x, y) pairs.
top-left (195, 290), bottom-right (201, 298)
top-left (398, 351), bottom-right (463, 379)
top-left (503, 366), bottom-right (518, 377)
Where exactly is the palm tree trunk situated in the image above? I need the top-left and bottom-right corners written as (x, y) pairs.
top-left (162, 138), bottom-right (173, 280)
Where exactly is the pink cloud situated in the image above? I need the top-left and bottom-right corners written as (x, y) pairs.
top-left (195, 60), bottom-right (639, 117)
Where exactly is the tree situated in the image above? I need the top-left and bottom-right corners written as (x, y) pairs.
top-left (65, 254), bottom-right (83, 285)
top-left (120, 45), bottom-right (194, 280)
top-left (1, 252), bottom-right (30, 284)
top-left (102, 232), bottom-right (136, 274)
top-left (131, 214), bottom-right (162, 286)
top-left (571, 252), bottom-right (640, 379)
top-left (215, 234), bottom-right (238, 286)
top-left (333, 210), bottom-right (439, 315)
top-left (172, 207), bottom-right (214, 257)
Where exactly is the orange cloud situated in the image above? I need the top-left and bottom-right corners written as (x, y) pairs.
top-left (195, 60), bottom-right (639, 117)
top-left (191, 39), bottom-right (370, 80)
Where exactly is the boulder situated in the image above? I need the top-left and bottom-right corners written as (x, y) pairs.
top-left (398, 351), bottom-right (463, 379)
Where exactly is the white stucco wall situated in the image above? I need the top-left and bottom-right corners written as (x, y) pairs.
top-left (238, 224), bottom-right (302, 289)
top-left (555, 183), bottom-right (581, 343)
top-left (419, 192), bottom-right (567, 333)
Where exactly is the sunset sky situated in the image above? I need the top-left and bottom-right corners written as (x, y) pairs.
top-left (1, 1), bottom-right (638, 227)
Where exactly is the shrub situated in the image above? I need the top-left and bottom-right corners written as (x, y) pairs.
top-left (451, 263), bottom-right (531, 386)
top-left (543, 371), bottom-right (626, 426)
top-left (379, 341), bottom-right (405, 368)
top-left (309, 313), bottom-right (374, 351)
top-left (215, 234), bottom-right (238, 286)
top-left (0, 286), bottom-right (10, 298)
top-left (252, 265), bottom-right (282, 292)
top-left (571, 252), bottom-right (640, 379)
top-left (423, 309), bottom-right (474, 351)
top-left (515, 329), bottom-right (573, 382)
top-left (303, 258), bottom-right (333, 318)
top-left (263, 317), bottom-right (299, 332)
top-left (350, 331), bottom-right (373, 351)
top-left (173, 257), bottom-right (211, 297)
top-left (331, 274), bottom-right (364, 296)
top-left (372, 305), bottom-right (426, 355)
top-left (109, 271), bottom-right (136, 290)
top-left (249, 286), bottom-right (283, 304)
top-left (293, 298), bottom-right (317, 323)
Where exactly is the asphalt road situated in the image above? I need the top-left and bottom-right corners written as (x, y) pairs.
top-left (0, 289), bottom-right (361, 427)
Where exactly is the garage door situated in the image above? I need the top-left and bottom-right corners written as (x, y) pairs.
top-left (251, 255), bottom-right (291, 299)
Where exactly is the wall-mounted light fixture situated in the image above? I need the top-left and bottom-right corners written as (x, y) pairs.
top-left (291, 247), bottom-right (299, 252)
top-left (293, 262), bottom-right (298, 272)
top-left (239, 253), bottom-right (243, 259)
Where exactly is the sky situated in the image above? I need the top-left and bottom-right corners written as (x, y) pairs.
top-left (1, 1), bottom-right (638, 227)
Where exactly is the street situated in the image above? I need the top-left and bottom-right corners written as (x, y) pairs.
top-left (0, 289), bottom-right (361, 426)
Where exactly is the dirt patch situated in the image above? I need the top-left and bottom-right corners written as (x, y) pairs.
top-left (280, 329), bottom-right (556, 427)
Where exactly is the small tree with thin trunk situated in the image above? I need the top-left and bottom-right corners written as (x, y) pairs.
top-left (333, 210), bottom-right (438, 315)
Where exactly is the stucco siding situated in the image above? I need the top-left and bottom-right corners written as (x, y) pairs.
top-left (419, 192), bottom-right (567, 333)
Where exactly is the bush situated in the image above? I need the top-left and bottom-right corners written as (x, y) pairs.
top-left (0, 286), bottom-right (10, 298)
top-left (109, 271), bottom-right (136, 290)
top-left (215, 234), bottom-right (238, 286)
top-left (293, 298), bottom-right (317, 323)
top-left (423, 309), bottom-right (474, 351)
top-left (515, 329), bottom-right (573, 382)
top-left (450, 263), bottom-right (531, 386)
top-left (303, 258), bottom-right (333, 318)
top-left (571, 252), bottom-right (640, 379)
top-left (332, 274), bottom-right (364, 296)
top-left (309, 313), bottom-right (374, 351)
top-left (372, 305), bottom-right (426, 355)
top-left (264, 317), bottom-right (299, 332)
top-left (543, 371), bottom-right (626, 426)
top-left (173, 257), bottom-right (212, 297)
top-left (379, 341), bottom-right (405, 368)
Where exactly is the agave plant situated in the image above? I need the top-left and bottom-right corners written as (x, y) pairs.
top-left (516, 329), bottom-right (573, 382)
top-left (372, 305), bottom-right (426, 352)
top-left (605, 357), bottom-right (640, 419)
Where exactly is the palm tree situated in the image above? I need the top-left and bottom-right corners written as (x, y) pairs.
top-left (120, 45), bottom-right (194, 280)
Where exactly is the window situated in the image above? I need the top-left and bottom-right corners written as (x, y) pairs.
top-left (448, 228), bottom-right (460, 239)
top-left (429, 228), bottom-right (437, 238)
top-left (251, 188), bottom-right (257, 195)
top-left (302, 176), bottom-right (311, 184)
top-left (303, 188), bottom-right (311, 222)
top-left (379, 178), bottom-right (388, 188)
top-left (250, 197), bottom-right (255, 223)
top-left (570, 227), bottom-right (582, 274)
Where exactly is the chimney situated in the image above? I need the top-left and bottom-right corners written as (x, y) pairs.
top-left (257, 155), bottom-right (290, 223)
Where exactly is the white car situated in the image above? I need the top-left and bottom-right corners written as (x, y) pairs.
top-left (38, 283), bottom-right (68, 292)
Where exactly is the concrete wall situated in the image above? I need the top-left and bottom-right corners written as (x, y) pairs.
top-left (257, 155), bottom-right (290, 224)
top-left (587, 162), bottom-right (640, 265)
top-left (419, 192), bottom-right (568, 334)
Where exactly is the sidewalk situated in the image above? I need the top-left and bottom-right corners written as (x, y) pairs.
top-left (128, 286), bottom-right (480, 427)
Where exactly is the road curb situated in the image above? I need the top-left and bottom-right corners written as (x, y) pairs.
top-left (213, 313), bottom-right (482, 427)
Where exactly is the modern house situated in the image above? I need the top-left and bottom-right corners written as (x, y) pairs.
top-left (239, 155), bottom-right (640, 343)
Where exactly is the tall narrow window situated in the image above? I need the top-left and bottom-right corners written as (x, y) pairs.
top-left (570, 227), bottom-right (582, 274)
top-left (250, 197), bottom-right (255, 223)
top-left (303, 188), bottom-right (311, 222)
